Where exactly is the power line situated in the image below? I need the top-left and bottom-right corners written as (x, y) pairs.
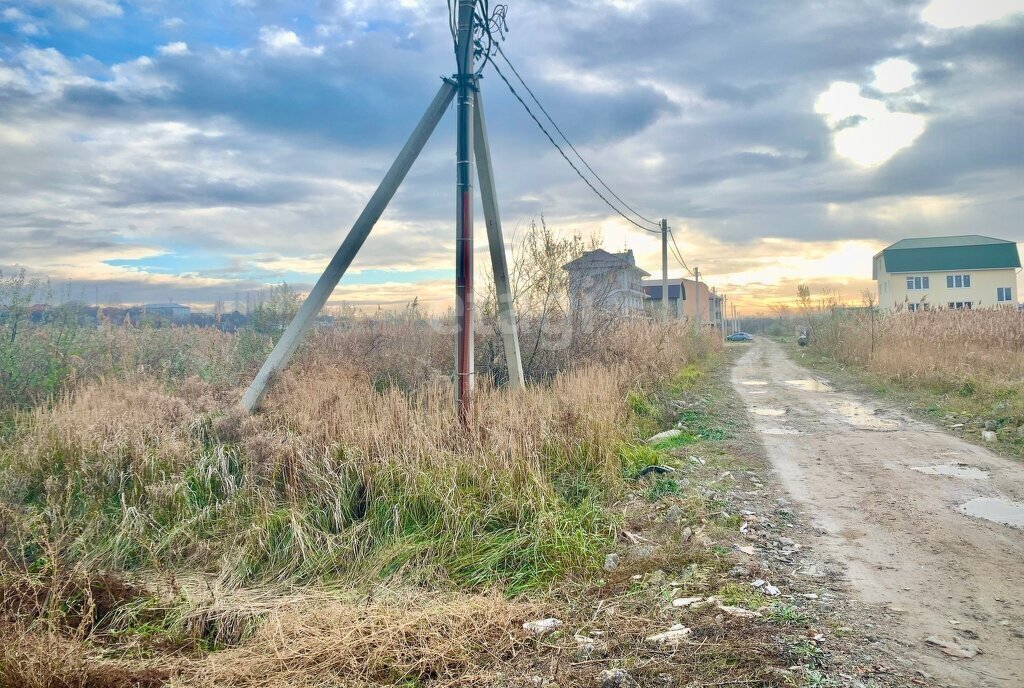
top-left (489, 60), bottom-right (661, 234)
top-left (668, 228), bottom-right (696, 277)
top-left (494, 44), bottom-right (661, 230)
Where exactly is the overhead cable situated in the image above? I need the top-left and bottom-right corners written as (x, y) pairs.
top-left (490, 58), bottom-right (662, 234)
top-left (493, 44), bottom-right (661, 231)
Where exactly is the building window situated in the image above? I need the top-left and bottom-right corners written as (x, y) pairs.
top-left (948, 301), bottom-right (973, 310)
top-left (906, 276), bottom-right (929, 290)
top-left (997, 287), bottom-right (1013, 302)
top-left (946, 274), bottom-right (972, 289)
top-left (908, 303), bottom-right (931, 312)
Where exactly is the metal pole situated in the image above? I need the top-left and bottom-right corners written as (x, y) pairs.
top-left (661, 219), bottom-right (669, 319)
top-left (722, 294), bottom-right (728, 339)
top-left (454, 0), bottom-right (476, 424)
top-left (241, 81), bottom-right (457, 413)
top-left (474, 88), bottom-right (525, 389)
top-left (694, 266), bottom-right (702, 330)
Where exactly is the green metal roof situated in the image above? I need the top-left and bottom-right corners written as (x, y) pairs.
top-left (878, 235), bottom-right (1021, 274)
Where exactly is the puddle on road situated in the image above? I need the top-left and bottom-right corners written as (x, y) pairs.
top-left (958, 497), bottom-right (1024, 528)
top-left (761, 427), bottom-right (802, 435)
top-left (911, 463), bottom-right (989, 480)
top-left (740, 380), bottom-right (768, 387)
top-left (747, 391), bottom-right (768, 396)
top-left (785, 379), bottom-right (833, 392)
top-left (832, 401), bottom-right (900, 431)
top-left (751, 407), bottom-right (786, 417)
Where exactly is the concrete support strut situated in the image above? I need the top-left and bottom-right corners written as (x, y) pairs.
top-left (473, 89), bottom-right (525, 389)
top-left (241, 81), bottom-right (457, 413)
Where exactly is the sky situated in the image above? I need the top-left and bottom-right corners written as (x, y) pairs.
top-left (1, 0), bottom-right (1023, 315)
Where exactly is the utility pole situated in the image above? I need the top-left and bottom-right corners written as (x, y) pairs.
top-left (239, 2), bottom-right (524, 416)
top-left (722, 293), bottom-right (727, 339)
top-left (661, 219), bottom-right (669, 319)
top-left (454, 0), bottom-right (475, 424)
top-left (694, 266), bottom-right (701, 330)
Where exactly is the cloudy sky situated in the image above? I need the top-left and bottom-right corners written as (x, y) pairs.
top-left (1, 0), bottom-right (1022, 314)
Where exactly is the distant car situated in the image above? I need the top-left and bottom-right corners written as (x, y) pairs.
top-left (726, 332), bottom-right (754, 342)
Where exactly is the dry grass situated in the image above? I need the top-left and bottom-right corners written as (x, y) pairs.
top-left (0, 316), bottom-right (723, 687)
top-left (810, 307), bottom-right (1024, 445)
top-left (2, 320), bottom-right (715, 587)
top-left (174, 592), bottom-right (542, 688)
top-left (814, 308), bottom-right (1023, 381)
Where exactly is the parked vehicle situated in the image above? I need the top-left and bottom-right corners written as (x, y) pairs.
top-left (726, 332), bottom-right (754, 342)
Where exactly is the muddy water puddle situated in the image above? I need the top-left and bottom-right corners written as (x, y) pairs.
top-left (831, 402), bottom-right (899, 431)
top-left (751, 407), bottom-right (786, 417)
top-left (785, 378), bottom-right (832, 392)
top-left (911, 463), bottom-right (989, 480)
top-left (740, 380), bottom-right (768, 387)
top-left (958, 497), bottom-right (1024, 528)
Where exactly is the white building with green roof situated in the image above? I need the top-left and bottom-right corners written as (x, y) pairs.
top-left (873, 235), bottom-right (1021, 313)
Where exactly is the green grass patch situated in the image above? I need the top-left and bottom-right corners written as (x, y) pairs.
top-left (643, 477), bottom-right (682, 502)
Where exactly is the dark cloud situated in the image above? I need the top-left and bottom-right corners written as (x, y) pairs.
top-left (0, 0), bottom-right (1022, 307)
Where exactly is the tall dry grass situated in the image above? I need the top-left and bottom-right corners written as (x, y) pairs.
top-left (810, 307), bottom-right (1024, 426)
top-left (1, 318), bottom-right (718, 596)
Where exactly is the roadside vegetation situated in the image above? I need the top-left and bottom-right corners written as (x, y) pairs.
top-left (792, 296), bottom-right (1024, 458)
top-left (6, 225), bottom-right (794, 687)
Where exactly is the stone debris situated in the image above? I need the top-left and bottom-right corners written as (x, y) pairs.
top-left (645, 624), bottom-right (692, 645)
top-left (596, 668), bottom-right (632, 688)
top-left (647, 428), bottom-right (683, 444)
top-left (717, 603), bottom-right (762, 618)
top-left (734, 544), bottom-right (756, 556)
top-left (603, 553), bottom-right (620, 572)
top-left (670, 595), bottom-right (763, 618)
top-left (523, 618), bottom-right (563, 636)
top-left (982, 430), bottom-right (997, 443)
top-left (750, 578), bottom-right (779, 594)
top-left (664, 504), bottom-right (685, 524)
top-left (925, 635), bottom-right (980, 659)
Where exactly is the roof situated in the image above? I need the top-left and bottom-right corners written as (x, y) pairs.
top-left (563, 249), bottom-right (651, 277)
top-left (642, 284), bottom-right (685, 300)
top-left (876, 235), bottom-right (1021, 274)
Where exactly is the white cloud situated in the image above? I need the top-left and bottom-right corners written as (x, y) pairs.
top-left (163, 16), bottom-right (185, 30)
top-left (921, 0), bottom-right (1024, 28)
top-left (872, 58), bottom-right (917, 93)
top-left (2, 7), bottom-right (44, 35)
top-left (258, 26), bottom-right (324, 56)
top-left (158, 42), bottom-right (189, 56)
top-left (815, 79), bottom-right (927, 167)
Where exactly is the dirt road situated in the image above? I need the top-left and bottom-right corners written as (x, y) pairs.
top-left (731, 338), bottom-right (1024, 688)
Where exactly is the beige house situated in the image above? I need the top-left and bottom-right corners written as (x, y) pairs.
top-left (873, 235), bottom-right (1021, 313)
top-left (641, 277), bottom-right (722, 328)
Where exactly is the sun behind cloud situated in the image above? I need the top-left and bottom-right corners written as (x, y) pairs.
top-left (815, 66), bottom-right (926, 168)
